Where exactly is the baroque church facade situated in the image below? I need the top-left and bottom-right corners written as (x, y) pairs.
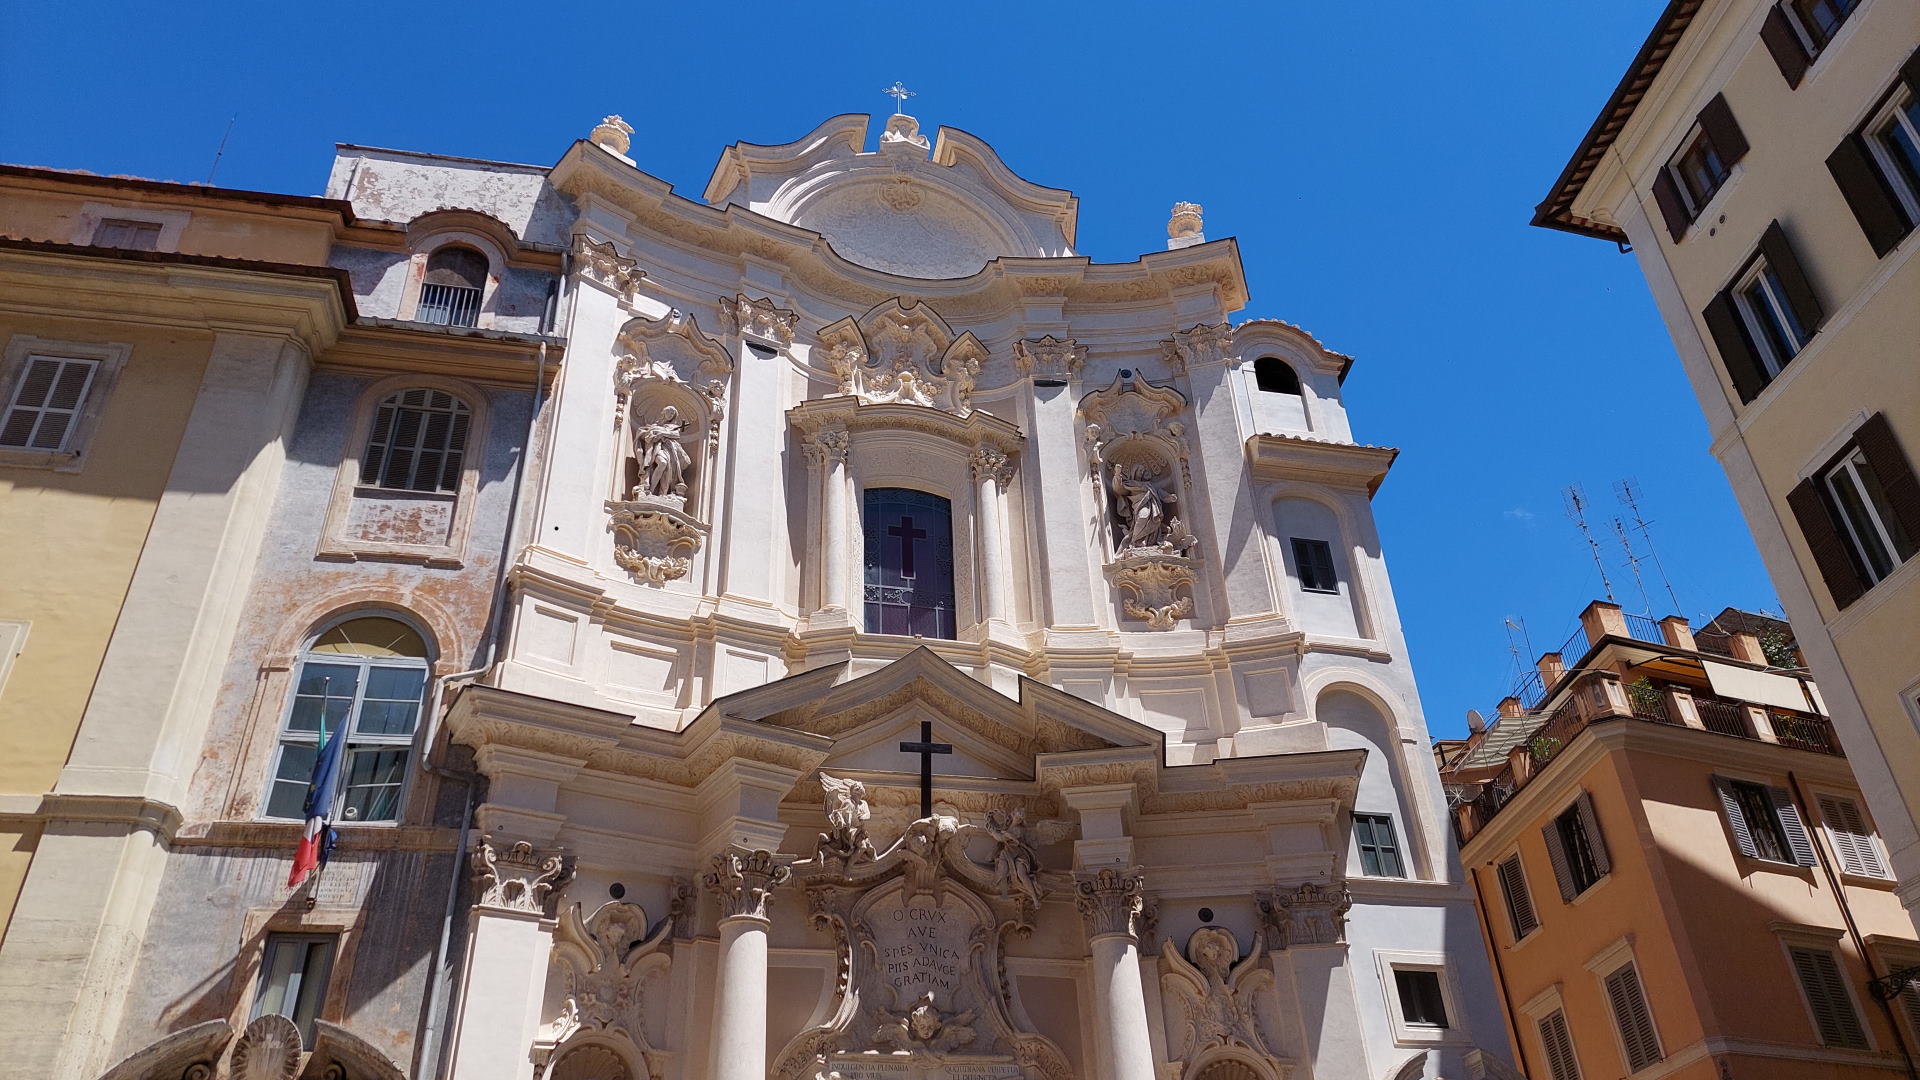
top-left (61, 108), bottom-right (1513, 1080)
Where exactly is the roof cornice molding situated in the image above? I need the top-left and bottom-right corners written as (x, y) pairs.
top-left (1246, 434), bottom-right (1398, 495)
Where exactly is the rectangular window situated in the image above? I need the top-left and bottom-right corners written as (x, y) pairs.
top-left (1868, 91), bottom-right (1920, 225)
top-left (1394, 969), bottom-right (1449, 1027)
top-left (1497, 854), bottom-right (1539, 939)
top-left (1824, 447), bottom-right (1918, 585)
top-left (1653, 94), bottom-right (1748, 239)
top-left (1789, 945), bottom-right (1869, 1048)
top-left (1819, 795), bottom-right (1891, 878)
top-left (1542, 793), bottom-right (1610, 900)
top-left (1603, 961), bottom-right (1663, 1071)
top-left (253, 933), bottom-right (336, 1047)
top-left (1735, 260), bottom-right (1811, 376)
top-left (1354, 813), bottom-right (1405, 878)
top-left (1538, 1009), bottom-right (1582, 1080)
top-left (1672, 127), bottom-right (1731, 212)
top-left (1714, 777), bottom-right (1818, 865)
top-left (1292, 537), bottom-right (1338, 593)
top-left (0, 355), bottom-right (100, 452)
top-left (91, 218), bottom-right (162, 250)
top-left (1787, 0), bottom-right (1860, 53)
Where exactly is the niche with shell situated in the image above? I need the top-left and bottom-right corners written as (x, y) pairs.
top-left (1081, 370), bottom-right (1201, 629)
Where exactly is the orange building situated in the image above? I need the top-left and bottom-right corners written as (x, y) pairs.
top-left (1441, 600), bottom-right (1920, 1079)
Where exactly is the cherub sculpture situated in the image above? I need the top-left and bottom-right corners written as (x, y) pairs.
top-left (871, 990), bottom-right (976, 1055)
top-left (817, 774), bottom-right (876, 863)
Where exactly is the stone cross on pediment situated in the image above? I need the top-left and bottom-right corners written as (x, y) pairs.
top-left (899, 719), bottom-right (952, 819)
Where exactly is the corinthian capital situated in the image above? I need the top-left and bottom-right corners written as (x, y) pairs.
top-left (1074, 866), bottom-right (1149, 941)
top-left (970, 445), bottom-right (1012, 489)
top-left (703, 846), bottom-right (793, 922)
top-left (471, 836), bottom-right (573, 916)
top-left (802, 426), bottom-right (850, 468)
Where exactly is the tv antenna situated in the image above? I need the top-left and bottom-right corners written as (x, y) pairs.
top-left (1564, 485), bottom-right (1614, 602)
top-left (1615, 479), bottom-right (1682, 614)
top-left (1613, 516), bottom-right (1654, 615)
top-left (205, 114), bottom-right (237, 186)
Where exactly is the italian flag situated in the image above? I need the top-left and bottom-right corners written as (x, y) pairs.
top-left (288, 716), bottom-right (346, 888)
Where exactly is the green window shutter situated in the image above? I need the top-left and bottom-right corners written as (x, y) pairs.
top-left (1699, 94), bottom-right (1751, 167)
top-left (1652, 170), bottom-right (1693, 241)
top-left (1702, 289), bottom-right (1771, 403)
top-left (1759, 220), bottom-right (1826, 333)
top-left (1855, 414), bottom-right (1920, 555)
top-left (1790, 946), bottom-right (1868, 1048)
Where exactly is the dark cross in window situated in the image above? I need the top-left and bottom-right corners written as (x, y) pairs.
top-left (887, 516), bottom-right (928, 579)
top-left (898, 719), bottom-right (952, 819)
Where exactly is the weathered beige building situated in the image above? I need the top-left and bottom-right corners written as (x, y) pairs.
top-left (1534, 0), bottom-right (1920, 929)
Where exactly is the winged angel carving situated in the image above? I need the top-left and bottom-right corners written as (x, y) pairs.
top-left (1160, 927), bottom-right (1278, 1067)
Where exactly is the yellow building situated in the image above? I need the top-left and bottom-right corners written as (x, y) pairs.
top-left (1443, 600), bottom-right (1920, 1079)
top-left (0, 167), bottom-right (352, 1054)
top-left (1533, 0), bottom-right (1920, 930)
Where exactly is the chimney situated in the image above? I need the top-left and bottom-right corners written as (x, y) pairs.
top-left (1167, 202), bottom-right (1205, 250)
top-left (1497, 696), bottom-right (1524, 719)
top-left (1537, 652), bottom-right (1566, 689)
top-left (1578, 601), bottom-right (1628, 649)
top-left (1729, 631), bottom-right (1768, 665)
top-left (1658, 615), bottom-right (1696, 652)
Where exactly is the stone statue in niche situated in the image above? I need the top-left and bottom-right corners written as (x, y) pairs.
top-left (632, 405), bottom-right (692, 499)
top-left (1111, 462), bottom-right (1174, 549)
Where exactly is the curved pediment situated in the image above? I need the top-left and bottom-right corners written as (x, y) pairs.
top-left (703, 113), bottom-right (1078, 280)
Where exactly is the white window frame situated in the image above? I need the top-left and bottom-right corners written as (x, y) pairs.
top-left (251, 931), bottom-right (337, 1047)
top-left (1774, 924), bottom-right (1874, 1051)
top-left (261, 618), bottom-right (432, 826)
top-left (1374, 949), bottom-right (1470, 1047)
top-left (1496, 850), bottom-right (1541, 943)
top-left (0, 336), bottom-right (131, 471)
top-left (1519, 984), bottom-right (1582, 1080)
top-left (0, 621), bottom-right (27, 699)
top-left (1824, 446), bottom-right (1907, 585)
top-left (1864, 89), bottom-right (1920, 224)
top-left (1667, 123), bottom-right (1729, 215)
top-left (1783, 0), bottom-right (1863, 58)
top-left (1585, 937), bottom-right (1664, 1076)
top-left (1732, 259), bottom-right (1810, 377)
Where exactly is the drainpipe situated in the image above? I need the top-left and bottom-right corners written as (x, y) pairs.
top-left (414, 269), bottom-right (563, 1080)
top-left (1467, 865), bottom-right (1531, 1079)
top-left (1789, 770), bottom-right (1920, 1080)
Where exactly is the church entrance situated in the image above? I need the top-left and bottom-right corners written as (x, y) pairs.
top-left (862, 487), bottom-right (956, 638)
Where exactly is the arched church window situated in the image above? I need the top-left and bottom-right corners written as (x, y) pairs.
top-left (419, 245), bottom-right (488, 326)
top-left (1254, 357), bottom-right (1302, 395)
top-left (862, 488), bottom-right (956, 639)
top-left (359, 388), bottom-right (472, 493)
top-left (263, 616), bottom-right (431, 823)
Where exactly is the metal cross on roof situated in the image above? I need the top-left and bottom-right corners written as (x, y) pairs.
top-left (882, 81), bottom-right (916, 115)
top-left (899, 719), bottom-right (952, 819)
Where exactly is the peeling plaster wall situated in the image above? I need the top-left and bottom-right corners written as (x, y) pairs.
top-left (110, 370), bottom-right (530, 1068)
top-left (329, 245), bottom-right (410, 318)
top-left (328, 148), bottom-right (572, 247)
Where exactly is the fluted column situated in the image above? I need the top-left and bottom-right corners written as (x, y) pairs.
top-left (703, 847), bottom-right (791, 1080)
top-left (971, 445), bottom-right (1013, 626)
top-left (446, 838), bottom-right (573, 1080)
top-left (805, 427), bottom-right (853, 616)
top-left (1075, 867), bottom-right (1157, 1080)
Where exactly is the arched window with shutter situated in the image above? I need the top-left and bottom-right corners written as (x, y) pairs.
top-left (418, 244), bottom-right (488, 327)
top-left (360, 388), bottom-right (472, 493)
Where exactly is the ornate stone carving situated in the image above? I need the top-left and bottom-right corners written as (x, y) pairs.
top-left (1167, 202), bottom-right (1206, 250)
top-left (667, 878), bottom-right (697, 940)
top-left (880, 177), bottom-right (923, 212)
top-left (540, 900), bottom-right (672, 1056)
top-left (1108, 553), bottom-right (1199, 630)
top-left (1161, 322), bottom-right (1233, 376)
top-left (631, 406), bottom-right (692, 498)
top-left (802, 426), bottom-right (851, 467)
top-left (472, 837), bottom-right (572, 915)
top-left (879, 111), bottom-right (931, 155)
top-left (817, 774), bottom-right (878, 867)
top-left (1160, 927), bottom-right (1278, 1069)
top-left (571, 235), bottom-right (645, 300)
top-left (775, 814), bottom-right (1069, 1080)
top-left (1107, 462), bottom-right (1195, 554)
top-left (607, 500), bottom-right (704, 585)
top-left (590, 115), bottom-right (633, 155)
top-left (717, 293), bottom-right (798, 347)
top-left (812, 299), bottom-right (984, 416)
top-left (970, 445), bottom-right (1012, 490)
top-left (1013, 335), bottom-right (1086, 383)
top-left (229, 1015), bottom-right (302, 1080)
top-left (1256, 880), bottom-right (1352, 949)
top-left (1074, 866), bottom-right (1149, 940)
top-left (703, 847), bottom-right (792, 922)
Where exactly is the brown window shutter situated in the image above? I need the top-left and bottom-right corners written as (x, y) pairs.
top-left (1715, 778), bottom-right (1760, 858)
top-left (1653, 170), bottom-right (1693, 241)
top-left (1827, 134), bottom-right (1914, 257)
top-left (1542, 820), bottom-right (1577, 901)
top-left (1759, 221), bottom-right (1825, 332)
top-left (1576, 791), bottom-right (1611, 876)
top-left (1703, 289), bottom-right (1770, 402)
top-left (1761, 5), bottom-right (1812, 87)
top-left (1855, 413), bottom-right (1920, 548)
top-left (1699, 94), bottom-right (1750, 166)
top-left (1787, 477), bottom-right (1868, 609)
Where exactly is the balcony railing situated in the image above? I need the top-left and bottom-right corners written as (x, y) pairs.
top-left (417, 283), bottom-right (482, 327)
top-left (1623, 613), bottom-right (1666, 644)
top-left (1773, 711), bottom-right (1841, 755)
top-left (1693, 695), bottom-right (1751, 738)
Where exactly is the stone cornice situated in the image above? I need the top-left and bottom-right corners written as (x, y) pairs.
top-left (1246, 434), bottom-right (1398, 496)
top-left (32, 793), bottom-right (183, 839)
top-left (319, 320), bottom-right (562, 387)
top-left (788, 396), bottom-right (1025, 454)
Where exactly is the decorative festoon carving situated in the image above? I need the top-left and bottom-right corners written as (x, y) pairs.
top-left (472, 837), bottom-right (573, 915)
top-left (970, 445), bottom-right (1012, 490)
top-left (607, 502), bottom-right (704, 585)
top-left (813, 299), bottom-right (984, 416)
top-left (571, 235), bottom-right (645, 300)
top-left (538, 900), bottom-right (672, 1057)
top-left (717, 293), bottom-right (798, 347)
top-left (1159, 927), bottom-right (1280, 1068)
top-left (703, 847), bottom-right (793, 921)
top-left (1074, 866), bottom-right (1150, 940)
top-left (1257, 880), bottom-right (1353, 948)
top-left (1162, 322), bottom-right (1234, 376)
top-left (1109, 554), bottom-right (1199, 631)
top-left (1012, 335), bottom-right (1086, 382)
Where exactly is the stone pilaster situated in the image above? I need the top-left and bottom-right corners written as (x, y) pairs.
top-left (1074, 867), bottom-right (1157, 1080)
top-left (446, 838), bottom-right (574, 1080)
top-left (971, 445), bottom-right (1014, 628)
top-left (702, 847), bottom-right (791, 1080)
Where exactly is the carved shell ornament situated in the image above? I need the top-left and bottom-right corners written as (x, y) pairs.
top-left (229, 1015), bottom-right (303, 1080)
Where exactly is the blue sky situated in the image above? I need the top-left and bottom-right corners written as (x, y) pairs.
top-left (0, 1), bottom-right (1783, 739)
